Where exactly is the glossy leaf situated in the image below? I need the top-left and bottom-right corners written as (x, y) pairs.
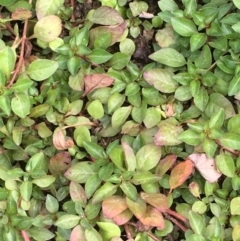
top-left (216, 153), bottom-right (236, 178)
top-left (143, 68), bottom-right (178, 93)
top-left (122, 142), bottom-right (136, 171)
top-left (55, 214), bottom-right (80, 229)
top-left (149, 48), bottom-right (186, 67)
top-left (11, 94), bottom-right (30, 118)
top-left (219, 133), bottom-right (240, 150)
top-left (87, 49), bottom-right (112, 64)
top-left (136, 143), bottom-right (162, 171)
top-left (171, 17), bottom-right (198, 37)
top-left (112, 106), bottom-right (132, 129)
top-left (27, 59), bottom-right (58, 81)
top-left (64, 162), bottom-right (97, 183)
top-left (188, 210), bottom-right (205, 235)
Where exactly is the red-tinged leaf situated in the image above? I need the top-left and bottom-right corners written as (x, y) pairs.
top-left (11, 8), bottom-right (32, 20)
top-left (155, 154), bottom-right (177, 176)
top-left (140, 192), bottom-right (168, 212)
top-left (53, 128), bottom-right (74, 150)
top-left (169, 160), bottom-right (194, 192)
top-left (188, 153), bottom-right (222, 183)
top-left (49, 151), bottom-right (71, 174)
top-left (90, 22), bottom-right (127, 46)
top-left (89, 6), bottom-right (124, 25)
top-left (112, 209), bottom-right (133, 225)
top-left (126, 196), bottom-right (146, 219)
top-left (139, 206), bottom-right (165, 229)
top-left (70, 225), bottom-right (86, 241)
top-left (102, 196), bottom-right (128, 219)
top-left (84, 74), bottom-right (114, 96)
top-left (70, 181), bottom-right (87, 206)
top-left (122, 142), bottom-right (136, 171)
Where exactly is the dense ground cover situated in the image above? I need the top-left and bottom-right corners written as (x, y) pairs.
top-left (0, 0), bottom-right (240, 240)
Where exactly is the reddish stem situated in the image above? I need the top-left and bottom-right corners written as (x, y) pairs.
top-left (163, 213), bottom-right (187, 232)
top-left (21, 230), bottom-right (31, 241)
top-left (166, 208), bottom-right (188, 223)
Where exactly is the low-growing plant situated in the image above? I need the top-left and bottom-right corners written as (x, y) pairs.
top-left (0, 0), bottom-right (240, 240)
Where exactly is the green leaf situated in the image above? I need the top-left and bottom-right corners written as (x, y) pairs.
top-left (74, 126), bottom-right (91, 147)
top-left (36, 0), bottom-right (64, 19)
top-left (10, 78), bottom-right (33, 92)
top-left (33, 15), bottom-right (62, 42)
top-left (112, 106), bottom-right (132, 129)
top-left (149, 48), bottom-right (186, 67)
top-left (143, 107), bottom-right (161, 128)
top-left (67, 56), bottom-right (81, 76)
top-left (20, 181), bottom-right (32, 202)
top-left (171, 17), bottom-right (198, 37)
top-left (143, 68), bottom-right (178, 93)
top-left (27, 59), bottom-right (58, 81)
top-left (64, 162), bottom-right (97, 183)
top-left (83, 141), bottom-right (106, 159)
top-left (87, 100), bottom-right (104, 119)
top-left (188, 210), bottom-right (205, 235)
top-left (194, 87), bottom-right (209, 111)
top-left (209, 108), bottom-right (224, 129)
top-left (89, 6), bottom-right (123, 25)
top-left (55, 214), bottom-right (80, 229)
top-left (233, 0), bottom-right (240, 10)
top-left (32, 175), bottom-right (55, 188)
top-left (97, 222), bottom-right (121, 240)
top-left (228, 74), bottom-right (240, 96)
top-left (94, 32), bottom-right (111, 49)
top-left (131, 171), bottom-right (161, 185)
top-left (85, 174), bottom-right (101, 199)
top-left (219, 133), bottom-right (240, 150)
top-left (158, 0), bottom-right (178, 11)
top-left (28, 227), bottom-right (55, 241)
top-left (87, 49), bottom-right (112, 64)
top-left (177, 129), bottom-right (202, 146)
top-left (0, 46), bottom-right (16, 79)
top-left (46, 194), bottom-right (59, 213)
top-left (107, 92), bottom-right (125, 114)
top-left (233, 225), bottom-right (240, 241)
top-left (29, 103), bottom-right (50, 118)
top-left (190, 33), bottom-right (207, 52)
top-left (216, 153), bottom-right (236, 178)
top-left (205, 93), bottom-right (235, 119)
top-left (174, 85), bottom-right (192, 101)
top-left (120, 182), bottom-right (138, 201)
top-left (108, 52), bottom-right (131, 70)
top-left (195, 45), bottom-right (212, 69)
top-left (11, 93), bottom-right (30, 118)
top-left (203, 138), bottom-right (217, 158)
top-left (129, 1), bottom-right (148, 16)
top-left (92, 182), bottom-right (118, 204)
top-left (85, 228), bottom-right (103, 241)
top-left (0, 0), bottom-right (16, 6)
top-left (231, 197), bottom-right (240, 215)
top-left (0, 95), bottom-right (11, 116)
top-left (136, 143), bottom-right (162, 171)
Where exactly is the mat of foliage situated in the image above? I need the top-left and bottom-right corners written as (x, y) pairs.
top-left (0, 0), bottom-right (240, 240)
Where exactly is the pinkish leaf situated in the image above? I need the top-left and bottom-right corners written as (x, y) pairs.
top-left (70, 225), bottom-right (86, 241)
top-left (84, 74), bottom-right (114, 96)
top-left (155, 154), bottom-right (177, 176)
top-left (140, 192), bottom-right (168, 212)
top-left (139, 206), bottom-right (165, 229)
top-left (102, 196), bottom-right (128, 219)
top-left (122, 142), bottom-right (136, 171)
top-left (188, 153), bottom-right (222, 183)
top-left (49, 151), bottom-right (71, 174)
top-left (70, 181), bottom-right (87, 206)
top-left (112, 209), bottom-right (133, 225)
top-left (53, 128), bottom-right (74, 150)
top-left (189, 182), bottom-right (201, 198)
